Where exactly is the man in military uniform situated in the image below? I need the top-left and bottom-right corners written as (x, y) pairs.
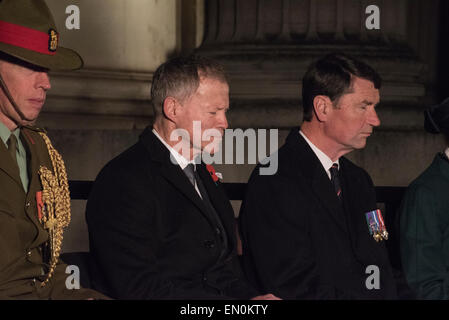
top-left (0, 0), bottom-right (105, 299)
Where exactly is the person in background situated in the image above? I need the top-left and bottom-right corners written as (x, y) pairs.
top-left (400, 97), bottom-right (449, 299)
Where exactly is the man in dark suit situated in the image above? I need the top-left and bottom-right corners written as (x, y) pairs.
top-left (86, 55), bottom-right (278, 300)
top-left (239, 53), bottom-right (397, 299)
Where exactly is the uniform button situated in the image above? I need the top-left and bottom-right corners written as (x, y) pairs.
top-left (25, 202), bottom-right (30, 208)
top-left (31, 278), bottom-right (36, 286)
top-left (203, 275), bottom-right (208, 281)
top-left (215, 228), bottom-right (221, 235)
top-left (26, 250), bottom-right (32, 257)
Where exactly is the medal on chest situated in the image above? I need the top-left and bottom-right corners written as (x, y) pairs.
top-left (365, 209), bottom-right (388, 242)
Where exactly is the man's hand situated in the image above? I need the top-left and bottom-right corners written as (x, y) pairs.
top-left (250, 293), bottom-right (281, 300)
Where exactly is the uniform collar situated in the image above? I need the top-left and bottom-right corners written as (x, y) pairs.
top-left (0, 121), bottom-right (20, 148)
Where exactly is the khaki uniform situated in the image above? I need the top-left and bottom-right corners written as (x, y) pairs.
top-left (0, 126), bottom-right (104, 299)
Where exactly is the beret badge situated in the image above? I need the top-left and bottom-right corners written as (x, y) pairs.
top-left (48, 29), bottom-right (58, 52)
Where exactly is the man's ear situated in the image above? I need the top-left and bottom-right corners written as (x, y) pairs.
top-left (162, 97), bottom-right (180, 122)
top-left (313, 95), bottom-right (333, 122)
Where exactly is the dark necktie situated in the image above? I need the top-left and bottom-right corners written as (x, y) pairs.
top-left (184, 163), bottom-right (197, 188)
top-left (329, 163), bottom-right (342, 200)
top-left (183, 164), bottom-right (228, 257)
top-left (7, 134), bottom-right (18, 166)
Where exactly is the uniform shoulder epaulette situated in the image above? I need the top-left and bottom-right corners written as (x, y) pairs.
top-left (21, 125), bottom-right (48, 134)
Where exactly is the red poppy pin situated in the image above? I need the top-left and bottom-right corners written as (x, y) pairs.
top-left (206, 164), bottom-right (222, 184)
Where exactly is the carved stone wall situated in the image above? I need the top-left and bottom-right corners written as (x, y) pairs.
top-left (195, 0), bottom-right (443, 191)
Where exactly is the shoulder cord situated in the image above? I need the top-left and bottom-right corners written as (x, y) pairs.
top-left (38, 132), bottom-right (71, 287)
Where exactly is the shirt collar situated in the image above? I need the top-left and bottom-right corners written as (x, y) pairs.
top-left (299, 129), bottom-right (339, 179)
top-left (152, 128), bottom-right (197, 170)
top-left (0, 121), bottom-right (20, 148)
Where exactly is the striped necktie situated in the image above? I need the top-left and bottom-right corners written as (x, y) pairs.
top-left (329, 163), bottom-right (342, 199)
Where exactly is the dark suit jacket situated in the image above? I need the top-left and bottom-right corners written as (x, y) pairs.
top-left (239, 128), bottom-right (397, 299)
top-left (86, 127), bottom-right (258, 299)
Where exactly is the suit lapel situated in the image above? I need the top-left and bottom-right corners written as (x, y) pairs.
top-left (338, 162), bottom-right (360, 254)
top-left (0, 136), bottom-right (23, 190)
top-left (161, 161), bottom-right (215, 221)
top-left (310, 164), bottom-right (348, 233)
top-left (197, 163), bottom-right (236, 247)
top-left (21, 130), bottom-right (39, 196)
top-left (339, 160), bottom-right (383, 264)
top-left (288, 129), bottom-right (348, 232)
top-left (21, 129), bottom-right (50, 247)
top-left (140, 128), bottom-right (219, 227)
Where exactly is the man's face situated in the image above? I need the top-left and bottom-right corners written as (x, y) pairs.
top-left (175, 76), bottom-right (229, 155)
top-left (0, 59), bottom-right (51, 130)
top-left (324, 76), bottom-right (380, 153)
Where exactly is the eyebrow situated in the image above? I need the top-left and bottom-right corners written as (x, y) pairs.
top-left (361, 100), bottom-right (378, 106)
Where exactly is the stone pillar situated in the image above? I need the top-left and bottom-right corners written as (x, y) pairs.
top-left (203, 0), bottom-right (409, 45)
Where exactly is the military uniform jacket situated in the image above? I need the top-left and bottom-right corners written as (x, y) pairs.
top-left (239, 128), bottom-right (397, 299)
top-left (400, 153), bottom-right (449, 299)
top-left (0, 126), bottom-right (101, 299)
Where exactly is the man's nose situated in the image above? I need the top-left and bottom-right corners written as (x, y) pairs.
top-left (36, 72), bottom-right (51, 91)
top-left (368, 108), bottom-right (381, 127)
top-left (219, 112), bottom-right (228, 130)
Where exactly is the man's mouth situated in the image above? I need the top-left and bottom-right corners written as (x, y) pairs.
top-left (28, 98), bottom-right (45, 107)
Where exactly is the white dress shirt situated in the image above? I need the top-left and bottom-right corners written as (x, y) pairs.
top-left (299, 130), bottom-right (340, 180)
top-left (153, 128), bottom-right (202, 197)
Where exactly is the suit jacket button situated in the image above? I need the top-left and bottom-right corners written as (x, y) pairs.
top-left (215, 228), bottom-right (221, 235)
top-left (204, 240), bottom-right (215, 248)
top-left (26, 250), bottom-right (32, 258)
top-left (25, 202), bottom-right (30, 208)
top-left (203, 275), bottom-right (207, 281)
